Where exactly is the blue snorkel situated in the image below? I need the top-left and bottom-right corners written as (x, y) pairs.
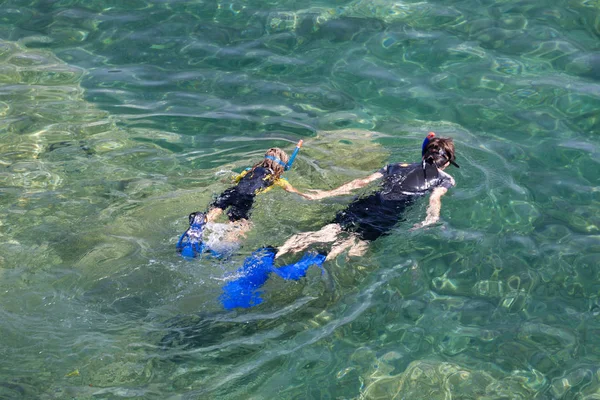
top-left (285, 140), bottom-right (303, 171)
top-left (422, 131), bottom-right (436, 157)
top-left (264, 140), bottom-right (303, 171)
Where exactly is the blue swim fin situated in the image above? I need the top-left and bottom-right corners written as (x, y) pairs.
top-left (176, 212), bottom-right (207, 258)
top-left (220, 249), bottom-right (326, 309)
top-left (176, 211), bottom-right (223, 259)
top-left (177, 237), bottom-right (206, 258)
top-left (272, 252), bottom-right (326, 280)
top-left (220, 247), bottom-right (277, 310)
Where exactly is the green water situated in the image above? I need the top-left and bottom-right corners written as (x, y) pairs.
top-left (0, 0), bottom-right (599, 398)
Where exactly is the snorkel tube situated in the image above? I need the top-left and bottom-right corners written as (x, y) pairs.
top-left (422, 132), bottom-right (435, 157)
top-left (263, 140), bottom-right (303, 171)
top-left (284, 140), bottom-right (303, 171)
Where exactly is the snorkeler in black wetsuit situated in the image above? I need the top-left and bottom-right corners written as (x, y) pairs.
top-left (275, 134), bottom-right (459, 261)
top-left (211, 165), bottom-right (284, 222)
top-left (206, 146), bottom-right (310, 225)
top-left (177, 143), bottom-right (311, 257)
top-left (334, 160), bottom-right (455, 241)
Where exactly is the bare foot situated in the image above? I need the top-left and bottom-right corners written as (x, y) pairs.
top-left (326, 236), bottom-right (369, 261)
top-left (276, 224), bottom-right (342, 258)
top-left (347, 239), bottom-right (369, 258)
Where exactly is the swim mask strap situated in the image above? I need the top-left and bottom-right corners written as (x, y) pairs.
top-left (264, 155), bottom-right (287, 168)
top-left (448, 158), bottom-right (460, 168)
top-left (264, 140), bottom-right (304, 171)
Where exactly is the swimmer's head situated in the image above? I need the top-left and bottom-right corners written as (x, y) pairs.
top-left (423, 137), bottom-right (459, 169)
top-left (253, 148), bottom-right (290, 178)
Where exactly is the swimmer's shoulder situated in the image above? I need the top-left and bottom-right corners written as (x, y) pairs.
top-left (380, 162), bottom-right (418, 175)
top-left (438, 169), bottom-right (456, 188)
top-left (232, 168), bottom-right (251, 183)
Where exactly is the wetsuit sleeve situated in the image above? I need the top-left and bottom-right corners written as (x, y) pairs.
top-left (232, 169), bottom-right (249, 183)
top-left (440, 180), bottom-right (453, 190)
top-left (254, 176), bottom-right (283, 195)
top-left (438, 172), bottom-right (455, 190)
top-left (378, 163), bottom-right (410, 176)
top-left (273, 178), bottom-right (291, 190)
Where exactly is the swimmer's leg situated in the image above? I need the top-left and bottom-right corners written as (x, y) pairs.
top-left (326, 235), bottom-right (369, 261)
top-left (206, 207), bottom-right (223, 223)
top-left (326, 237), bottom-right (354, 261)
top-left (226, 218), bottom-right (252, 242)
top-left (276, 223), bottom-right (342, 259)
top-left (347, 237), bottom-right (369, 258)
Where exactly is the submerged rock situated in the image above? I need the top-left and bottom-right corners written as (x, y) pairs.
top-left (361, 359), bottom-right (538, 399)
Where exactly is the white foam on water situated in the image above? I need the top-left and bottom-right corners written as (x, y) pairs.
top-left (203, 222), bottom-right (241, 255)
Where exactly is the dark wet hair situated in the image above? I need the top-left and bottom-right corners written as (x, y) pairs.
top-left (423, 137), bottom-right (458, 168)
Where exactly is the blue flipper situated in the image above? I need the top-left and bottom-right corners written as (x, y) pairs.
top-left (176, 211), bottom-right (223, 258)
top-left (220, 247), bottom-right (276, 309)
top-left (220, 249), bottom-right (326, 309)
top-left (178, 236), bottom-right (206, 258)
top-left (272, 252), bottom-right (326, 280)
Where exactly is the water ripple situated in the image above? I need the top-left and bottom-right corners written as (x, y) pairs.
top-left (1, 0), bottom-right (600, 398)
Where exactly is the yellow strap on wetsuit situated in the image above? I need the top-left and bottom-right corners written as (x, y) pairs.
top-left (231, 169), bottom-right (288, 195)
top-left (232, 169), bottom-right (250, 183)
top-left (258, 177), bottom-right (289, 194)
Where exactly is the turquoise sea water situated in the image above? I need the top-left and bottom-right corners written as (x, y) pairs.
top-left (0, 0), bottom-right (599, 398)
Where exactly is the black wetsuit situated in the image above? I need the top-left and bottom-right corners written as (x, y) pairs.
top-left (211, 167), bottom-right (276, 222)
top-left (334, 162), bottom-right (454, 241)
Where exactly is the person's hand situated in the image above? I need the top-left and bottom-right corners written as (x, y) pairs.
top-left (411, 221), bottom-right (426, 231)
top-left (304, 189), bottom-right (330, 200)
top-left (411, 217), bottom-right (439, 231)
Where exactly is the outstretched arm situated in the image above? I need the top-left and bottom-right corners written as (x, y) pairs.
top-left (280, 181), bottom-right (314, 200)
top-left (305, 172), bottom-right (383, 200)
top-left (413, 187), bottom-right (448, 229)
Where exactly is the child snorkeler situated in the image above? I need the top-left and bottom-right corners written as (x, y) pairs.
top-left (177, 141), bottom-right (309, 257)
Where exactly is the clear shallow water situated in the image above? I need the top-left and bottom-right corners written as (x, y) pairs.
top-left (0, 0), bottom-right (599, 398)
